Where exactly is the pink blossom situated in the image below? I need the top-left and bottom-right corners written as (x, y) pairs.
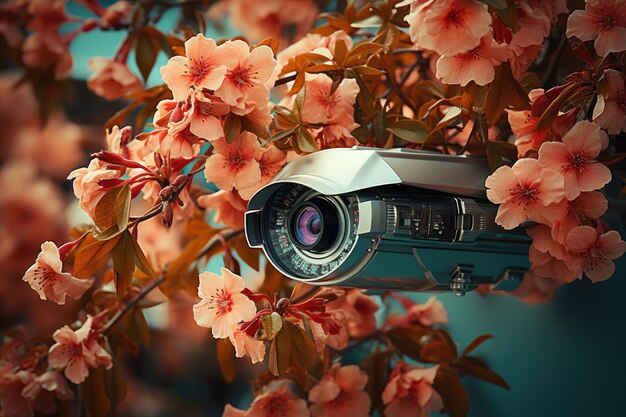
top-left (406, 0), bottom-right (492, 55)
top-left (136, 217), bottom-right (182, 268)
top-left (550, 191), bottom-right (608, 243)
top-left (309, 364), bottom-right (371, 417)
top-left (106, 125), bottom-right (133, 156)
top-left (485, 158), bottom-right (565, 230)
top-left (204, 132), bottom-right (263, 191)
top-left (22, 241), bottom-right (93, 305)
top-left (436, 33), bottom-right (508, 86)
top-left (307, 310), bottom-right (349, 351)
top-left (197, 190), bottom-right (248, 229)
top-left (188, 90), bottom-right (230, 141)
top-left (506, 90), bottom-right (578, 157)
top-left (406, 296), bottom-right (449, 326)
top-left (100, 1), bottom-right (133, 29)
top-left (529, 245), bottom-right (579, 283)
top-left (21, 33), bottom-right (73, 80)
top-left (229, 328), bottom-right (266, 364)
top-left (302, 74), bottom-right (360, 125)
top-left (0, 370), bottom-right (74, 417)
top-left (223, 384), bottom-right (310, 417)
top-left (67, 158), bottom-right (124, 216)
top-left (507, 271), bottom-right (563, 305)
top-left (226, 0), bottom-right (318, 44)
top-left (193, 268), bottom-right (257, 338)
top-left (566, 226), bottom-right (626, 282)
top-left (277, 31), bottom-right (353, 70)
top-left (87, 57), bottom-right (142, 101)
top-left (593, 69), bottom-right (626, 134)
top-left (14, 114), bottom-right (83, 179)
top-left (26, 0), bottom-right (69, 33)
top-left (326, 289), bottom-right (378, 338)
top-left (382, 363), bottom-right (443, 417)
top-left (238, 146), bottom-right (286, 200)
top-left (160, 34), bottom-right (235, 100)
top-left (215, 40), bottom-right (278, 114)
top-left (567, 0), bottom-right (626, 57)
top-left (48, 316), bottom-right (112, 384)
top-left (538, 121), bottom-right (611, 200)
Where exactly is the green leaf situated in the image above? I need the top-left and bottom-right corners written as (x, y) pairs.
top-left (265, 127), bottom-right (296, 145)
top-left (111, 231), bottom-right (135, 298)
top-left (131, 236), bottom-right (155, 278)
top-left (454, 356), bottom-right (509, 389)
top-left (388, 119), bottom-right (430, 144)
top-left (261, 312), bottom-right (283, 340)
top-left (295, 127), bottom-right (319, 153)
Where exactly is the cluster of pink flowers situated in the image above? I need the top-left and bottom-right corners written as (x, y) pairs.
top-left (0, 0), bottom-right (140, 96)
top-left (220, 360), bottom-right (443, 417)
top-left (47, 315), bottom-right (112, 384)
top-left (403, 0), bottom-right (625, 86)
top-left (486, 119), bottom-right (626, 284)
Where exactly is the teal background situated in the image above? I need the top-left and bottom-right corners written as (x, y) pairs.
top-left (65, 3), bottom-right (626, 416)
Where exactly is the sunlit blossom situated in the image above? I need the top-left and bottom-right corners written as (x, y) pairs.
top-left (193, 268), bottom-right (257, 338)
top-left (229, 328), bottom-right (266, 364)
top-left (215, 40), bottom-right (278, 115)
top-left (197, 190), bottom-right (248, 229)
top-left (203, 132), bottom-right (263, 191)
top-left (436, 33), bottom-right (508, 86)
top-left (538, 121), bottom-right (611, 200)
top-left (22, 241), bottom-right (93, 305)
top-left (160, 34), bottom-right (236, 100)
top-left (406, 0), bottom-right (491, 55)
top-left (485, 158), bottom-right (565, 230)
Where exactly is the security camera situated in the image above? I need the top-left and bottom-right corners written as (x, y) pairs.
top-left (244, 147), bottom-right (530, 295)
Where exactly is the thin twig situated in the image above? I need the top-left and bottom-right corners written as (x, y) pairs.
top-left (103, 275), bottom-right (166, 334)
top-left (274, 74), bottom-right (297, 87)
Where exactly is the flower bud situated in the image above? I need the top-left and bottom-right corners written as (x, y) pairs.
top-left (171, 174), bottom-right (188, 188)
top-left (276, 298), bottom-right (290, 314)
top-left (159, 186), bottom-right (173, 202)
top-left (161, 202), bottom-right (173, 227)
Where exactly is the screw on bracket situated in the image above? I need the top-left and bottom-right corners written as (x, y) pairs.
top-left (449, 265), bottom-right (476, 296)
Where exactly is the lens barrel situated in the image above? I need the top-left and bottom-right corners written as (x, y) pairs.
top-left (289, 197), bottom-right (339, 252)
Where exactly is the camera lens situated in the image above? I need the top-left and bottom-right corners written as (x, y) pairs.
top-left (289, 197), bottom-right (340, 252)
top-left (293, 206), bottom-right (323, 247)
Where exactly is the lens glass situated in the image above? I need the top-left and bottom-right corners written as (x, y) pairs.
top-left (293, 206), bottom-right (323, 247)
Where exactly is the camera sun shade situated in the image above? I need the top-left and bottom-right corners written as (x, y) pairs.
top-left (244, 147), bottom-right (531, 295)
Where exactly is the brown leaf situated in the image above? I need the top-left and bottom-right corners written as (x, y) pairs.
top-left (74, 234), bottom-right (121, 278)
top-left (224, 114), bottom-right (242, 143)
top-left (135, 30), bottom-right (161, 82)
top-left (462, 334), bottom-right (494, 356)
top-left (232, 233), bottom-right (260, 271)
top-left (484, 63), bottom-right (530, 125)
top-left (217, 338), bottom-right (237, 383)
top-left (111, 231), bottom-right (135, 298)
top-left (454, 356), bottom-right (509, 390)
top-left (434, 365), bottom-right (469, 417)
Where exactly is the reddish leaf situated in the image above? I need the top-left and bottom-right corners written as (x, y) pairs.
top-left (454, 356), bottom-right (510, 389)
top-left (434, 365), bottom-right (469, 417)
top-left (462, 334), bottom-right (494, 356)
